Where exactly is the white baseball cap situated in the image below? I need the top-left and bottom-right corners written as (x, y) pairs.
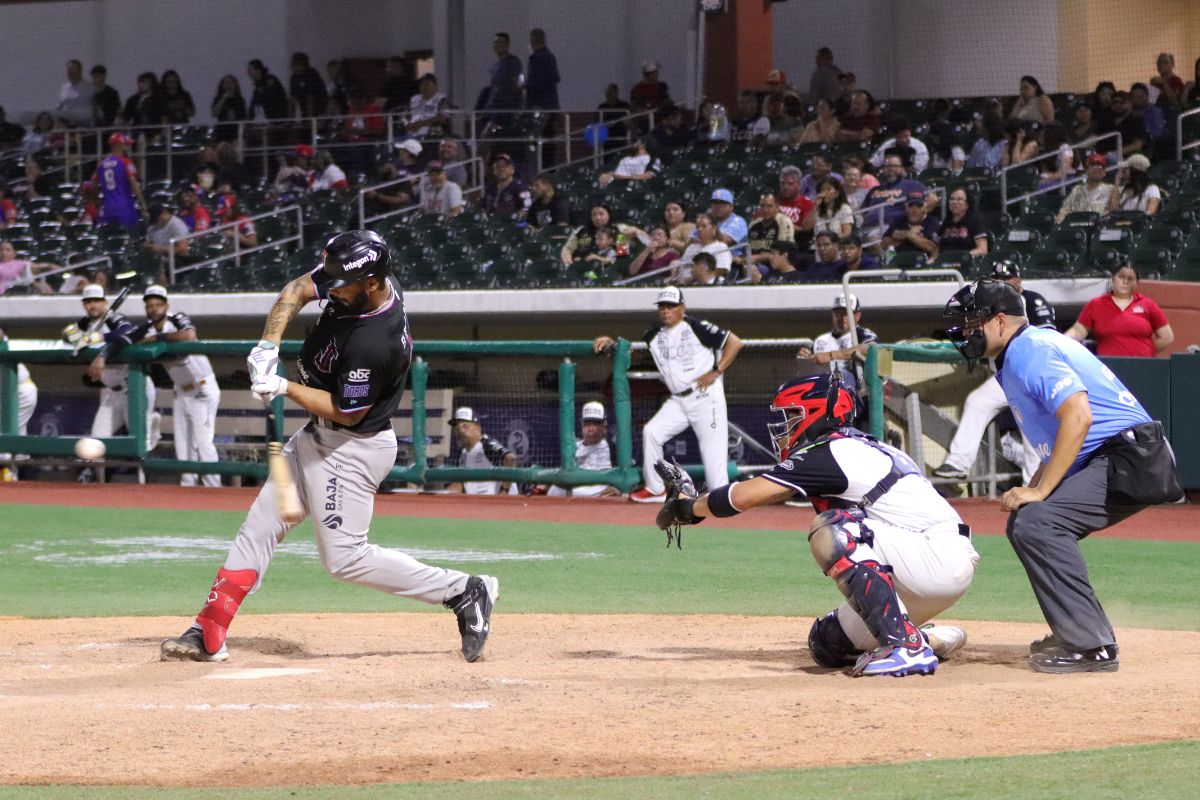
top-left (81, 284), bottom-right (105, 300)
top-left (449, 406), bottom-right (477, 425)
top-left (143, 284), bottom-right (168, 301)
top-left (642, 61), bottom-right (660, 74)
top-left (581, 401), bottom-right (606, 422)
top-left (832, 293), bottom-right (860, 312)
top-left (395, 139), bottom-right (423, 157)
top-left (655, 286), bottom-right (684, 306)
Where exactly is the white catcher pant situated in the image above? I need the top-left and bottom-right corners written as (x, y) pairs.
top-left (834, 520), bottom-right (980, 651)
top-left (641, 379), bottom-right (729, 493)
top-left (174, 383), bottom-right (221, 488)
top-left (224, 422), bottom-right (470, 605)
top-left (90, 380), bottom-right (158, 448)
top-left (945, 375), bottom-right (1040, 483)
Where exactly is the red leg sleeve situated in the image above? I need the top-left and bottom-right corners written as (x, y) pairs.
top-left (196, 567), bottom-right (257, 654)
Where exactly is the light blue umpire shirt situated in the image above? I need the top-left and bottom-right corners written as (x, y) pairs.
top-left (996, 325), bottom-right (1151, 476)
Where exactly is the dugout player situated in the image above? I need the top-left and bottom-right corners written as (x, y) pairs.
top-left (447, 406), bottom-right (518, 495)
top-left (944, 279), bottom-right (1183, 673)
top-left (131, 285), bottom-right (221, 487)
top-left (593, 286), bottom-right (742, 502)
top-left (0, 327), bottom-right (36, 482)
top-left (656, 370), bottom-right (978, 677)
top-left (809, 293), bottom-right (876, 389)
top-left (160, 230), bottom-right (498, 664)
top-left (542, 401), bottom-right (619, 497)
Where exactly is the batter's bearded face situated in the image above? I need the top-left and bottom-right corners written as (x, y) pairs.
top-left (328, 280), bottom-right (371, 313)
top-left (83, 298), bottom-right (107, 319)
top-left (144, 298), bottom-right (168, 322)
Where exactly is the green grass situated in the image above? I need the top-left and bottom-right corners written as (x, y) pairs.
top-left (0, 503), bottom-right (1197, 632)
top-left (2, 740), bottom-right (1197, 799)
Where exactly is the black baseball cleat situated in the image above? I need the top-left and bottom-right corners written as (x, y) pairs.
top-left (446, 575), bottom-right (499, 662)
top-left (160, 625), bottom-right (229, 662)
top-left (1029, 643), bottom-right (1119, 674)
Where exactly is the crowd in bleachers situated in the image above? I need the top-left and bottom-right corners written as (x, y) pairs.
top-left (5, 44), bottom-right (1200, 295)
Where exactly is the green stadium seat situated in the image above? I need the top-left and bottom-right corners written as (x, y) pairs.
top-left (889, 251), bottom-right (928, 271)
top-left (1025, 246), bottom-right (1079, 277)
top-left (1081, 247), bottom-right (1123, 276)
top-left (928, 251), bottom-right (974, 273)
top-left (1141, 224), bottom-right (1186, 257)
top-left (1003, 228), bottom-right (1042, 257)
top-left (1093, 225), bottom-right (1134, 257)
top-left (1129, 244), bottom-right (1173, 278)
top-left (1047, 225), bottom-right (1088, 257)
top-left (978, 249), bottom-right (1026, 277)
top-left (1155, 207), bottom-right (1195, 236)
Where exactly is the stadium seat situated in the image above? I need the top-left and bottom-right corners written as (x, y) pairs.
top-left (1003, 228), bottom-right (1042, 257)
top-left (1093, 225), bottom-right (1134, 257)
top-left (1047, 225), bottom-right (1088, 257)
top-left (1141, 224), bottom-right (1185, 257)
top-left (1081, 247), bottom-right (1123, 276)
top-left (1129, 244), bottom-right (1173, 278)
top-left (888, 251), bottom-right (928, 271)
top-left (928, 250), bottom-right (974, 274)
top-left (1025, 246), bottom-right (1079, 277)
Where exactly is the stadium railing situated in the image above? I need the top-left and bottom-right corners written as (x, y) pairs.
top-left (356, 156), bottom-right (484, 228)
top-left (167, 205), bottom-right (304, 284)
top-left (998, 131), bottom-right (1122, 211)
top-left (1176, 106), bottom-right (1200, 162)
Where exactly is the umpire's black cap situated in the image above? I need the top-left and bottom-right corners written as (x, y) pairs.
top-left (322, 230), bottom-right (392, 288)
top-left (944, 278), bottom-right (1026, 320)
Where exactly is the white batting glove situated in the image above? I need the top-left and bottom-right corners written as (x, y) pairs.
top-left (251, 373), bottom-right (288, 403)
top-left (247, 340), bottom-right (279, 383)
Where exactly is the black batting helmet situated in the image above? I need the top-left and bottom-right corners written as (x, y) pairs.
top-left (321, 230), bottom-right (392, 288)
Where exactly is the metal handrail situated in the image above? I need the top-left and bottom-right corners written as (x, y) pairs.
top-left (843, 269), bottom-right (966, 349)
top-left (167, 205), bottom-right (303, 283)
top-left (12, 254), bottom-right (113, 288)
top-left (356, 156), bottom-right (483, 227)
top-left (613, 242), bottom-right (734, 286)
top-left (999, 131), bottom-right (1122, 210)
top-left (854, 184), bottom-right (948, 249)
top-left (1175, 106), bottom-right (1200, 161)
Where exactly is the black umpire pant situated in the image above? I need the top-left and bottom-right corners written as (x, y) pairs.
top-left (1005, 455), bottom-right (1146, 651)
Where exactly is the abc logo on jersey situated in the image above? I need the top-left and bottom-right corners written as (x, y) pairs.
top-left (347, 368), bottom-right (371, 382)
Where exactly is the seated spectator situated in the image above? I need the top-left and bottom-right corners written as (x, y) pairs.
top-left (364, 161), bottom-right (415, 213)
top-left (841, 163), bottom-right (870, 210)
top-left (213, 141), bottom-right (248, 190)
top-left (661, 200), bottom-right (695, 252)
top-left (882, 198), bottom-right (939, 259)
top-left (122, 72), bottom-right (165, 128)
top-left (837, 90), bottom-right (881, 142)
top-left (527, 173), bottom-right (569, 229)
top-left (693, 99), bottom-right (730, 147)
top-left (310, 149), bottom-right (349, 192)
top-left (843, 154), bottom-right (879, 188)
top-left (437, 138), bottom-right (469, 186)
top-left (1108, 153), bottom-right (1161, 216)
top-left (1008, 75), bottom-right (1055, 124)
top-left (0, 106), bottom-right (25, 149)
top-left (708, 189), bottom-right (749, 256)
top-left (927, 130), bottom-right (967, 175)
top-left (832, 72), bottom-right (858, 116)
top-left (938, 188), bottom-right (988, 257)
top-left (479, 153), bottom-right (531, 218)
top-left (582, 226), bottom-right (618, 269)
top-left (540, 401), bottom-right (619, 498)
top-left (218, 201), bottom-right (258, 249)
top-left (419, 161), bottom-right (464, 217)
top-left (1037, 122), bottom-right (1075, 187)
top-left (176, 188), bottom-right (211, 232)
top-left (23, 155), bottom-right (55, 201)
top-left (839, 232), bottom-right (880, 272)
top-left (1150, 53), bottom-right (1185, 109)
top-left (288, 52), bottom-right (328, 118)
top-left (160, 70), bottom-right (195, 124)
top-left (630, 61), bottom-right (670, 113)
top-left (1004, 118), bottom-right (1039, 166)
top-left (90, 65), bottom-right (120, 127)
top-left (1056, 153), bottom-right (1114, 222)
top-left (627, 226), bottom-right (680, 277)
top-left (1066, 262), bottom-right (1173, 357)
top-left (1069, 100), bottom-right (1095, 144)
top-left (270, 145), bottom-right (314, 203)
top-left (861, 154), bottom-right (930, 233)
top-left (646, 103), bottom-right (690, 153)
top-left (447, 406), bottom-right (518, 495)
top-left (744, 192), bottom-right (796, 276)
top-left (340, 85), bottom-right (386, 144)
top-left (144, 204), bottom-right (189, 260)
top-left (408, 73), bottom-right (451, 139)
top-left (211, 75), bottom-right (248, 141)
top-left (687, 250), bottom-right (724, 286)
top-left (778, 165), bottom-right (815, 226)
top-left (599, 138), bottom-right (661, 186)
top-left (393, 138), bottom-right (423, 179)
top-left (764, 94), bottom-right (803, 146)
top-left (748, 240), bottom-right (806, 284)
top-left (1129, 82), bottom-right (1164, 140)
top-left (22, 112), bottom-right (62, 155)
top-left (800, 153), bottom-right (842, 198)
top-left (869, 117), bottom-right (930, 173)
top-left (797, 97), bottom-right (840, 144)
top-left (0, 184), bottom-right (18, 229)
top-left (729, 90), bottom-right (769, 145)
top-left (673, 213), bottom-right (731, 282)
top-left (1099, 91), bottom-right (1147, 157)
top-left (562, 205), bottom-right (614, 265)
top-left (801, 177), bottom-right (855, 242)
top-left (0, 240), bottom-right (57, 295)
top-left (804, 231), bottom-right (848, 283)
top-left (966, 111), bottom-right (1006, 170)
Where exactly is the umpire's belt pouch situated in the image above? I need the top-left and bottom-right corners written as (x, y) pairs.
top-left (1097, 421), bottom-right (1184, 506)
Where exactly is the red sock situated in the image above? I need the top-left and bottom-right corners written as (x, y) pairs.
top-left (195, 567), bottom-right (257, 654)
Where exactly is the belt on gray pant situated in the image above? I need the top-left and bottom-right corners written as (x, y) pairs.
top-left (674, 388), bottom-right (694, 398)
top-left (310, 415), bottom-right (339, 430)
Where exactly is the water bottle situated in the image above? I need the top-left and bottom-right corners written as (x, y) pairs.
top-left (616, 233), bottom-right (629, 257)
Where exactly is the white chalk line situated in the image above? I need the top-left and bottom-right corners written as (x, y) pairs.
top-left (205, 667), bottom-right (320, 680)
top-left (126, 700), bottom-right (492, 712)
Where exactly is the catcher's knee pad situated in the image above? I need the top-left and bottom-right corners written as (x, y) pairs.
top-left (196, 567), bottom-right (257, 654)
top-left (807, 508), bottom-right (870, 578)
top-left (807, 610), bottom-right (860, 668)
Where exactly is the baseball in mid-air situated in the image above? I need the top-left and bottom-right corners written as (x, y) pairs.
top-left (75, 437), bottom-right (106, 460)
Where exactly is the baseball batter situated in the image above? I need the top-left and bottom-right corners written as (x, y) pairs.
top-left (545, 401), bottom-right (619, 497)
top-left (655, 371), bottom-right (979, 677)
top-left (593, 286), bottom-right (742, 502)
top-left (161, 231), bottom-right (498, 663)
top-left (131, 285), bottom-right (221, 487)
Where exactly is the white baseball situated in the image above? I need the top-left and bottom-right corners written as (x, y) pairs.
top-left (75, 437), bottom-right (106, 460)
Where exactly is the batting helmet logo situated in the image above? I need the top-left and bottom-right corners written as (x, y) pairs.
top-left (322, 514), bottom-right (344, 529)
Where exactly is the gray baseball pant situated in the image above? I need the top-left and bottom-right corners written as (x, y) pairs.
top-left (1005, 455), bottom-right (1144, 650)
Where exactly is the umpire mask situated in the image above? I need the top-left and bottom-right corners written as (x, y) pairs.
top-left (943, 279), bottom-right (1025, 371)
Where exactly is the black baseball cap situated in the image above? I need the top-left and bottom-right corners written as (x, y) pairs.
top-left (990, 259), bottom-right (1021, 279)
top-left (944, 278), bottom-right (1026, 320)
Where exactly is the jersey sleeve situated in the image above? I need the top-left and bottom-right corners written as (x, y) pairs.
top-left (857, 326), bottom-right (879, 345)
top-left (761, 445), bottom-right (849, 498)
top-left (686, 316), bottom-right (730, 349)
top-left (1075, 298), bottom-right (1098, 333)
top-left (332, 330), bottom-right (393, 414)
top-left (481, 435), bottom-right (513, 465)
top-left (169, 311), bottom-right (196, 332)
top-left (1022, 341), bottom-right (1088, 414)
top-left (1145, 298), bottom-right (1169, 330)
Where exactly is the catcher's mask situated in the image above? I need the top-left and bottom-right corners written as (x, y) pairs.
top-left (768, 371), bottom-right (857, 460)
top-left (943, 278), bottom-right (1026, 370)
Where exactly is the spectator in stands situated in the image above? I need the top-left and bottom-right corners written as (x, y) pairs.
top-left (211, 75), bottom-right (248, 141)
top-left (708, 189), bottom-right (749, 256)
top-left (800, 153), bottom-right (842, 198)
top-left (686, 250), bottom-right (724, 286)
top-left (1067, 262), bottom-right (1173, 357)
top-left (525, 28), bottom-right (560, 110)
top-left (1186, 58), bottom-right (1200, 109)
top-left (583, 226), bottom-right (618, 271)
top-left (764, 94), bottom-right (803, 146)
top-left (778, 165), bottom-right (815, 226)
top-left (408, 74), bottom-right (451, 139)
top-left (218, 201), bottom-right (258, 249)
top-left (393, 138), bottom-right (423, 177)
top-left (693, 99), bottom-right (730, 147)
top-left (93, 133), bottom-right (146, 228)
top-left (631, 62), bottom-right (670, 113)
top-left (661, 200), bottom-right (695, 252)
top-left (805, 231), bottom-right (849, 283)
top-left (797, 97), bottom-right (839, 145)
top-left (437, 138), bottom-right (468, 186)
top-left (122, 72), bottom-right (165, 128)
top-left (144, 204), bottom-right (189, 264)
top-left (599, 137), bottom-right (660, 186)
top-left (364, 160), bottom-right (414, 213)
top-left (326, 59), bottom-right (350, 116)
top-left (1037, 121), bottom-right (1075, 187)
top-left (0, 240), bottom-right (57, 295)
top-left (882, 198), bottom-right (939, 260)
top-left (809, 47), bottom-right (842, 104)
top-left (966, 111), bottom-right (1006, 169)
top-left (839, 232), bottom-right (880, 272)
top-left (21, 112), bottom-right (61, 155)
top-left (311, 149), bottom-right (349, 192)
top-left (90, 65), bottom-right (120, 127)
top-left (870, 117), bottom-right (930, 174)
top-left (0, 185), bottom-right (18, 229)
top-left (598, 83), bottom-right (632, 150)
top-left (1108, 153), bottom-right (1161, 216)
top-left (841, 163), bottom-right (870, 210)
top-left (748, 240), bottom-right (804, 285)
top-left (160, 70), bottom-right (195, 124)
top-left (862, 154), bottom-right (930, 233)
top-left (484, 33), bottom-right (524, 124)
top-left (1069, 100), bottom-right (1096, 144)
top-left (270, 145), bottom-right (314, 204)
top-left (832, 72), bottom-right (858, 116)
top-left (628, 226), bottom-right (680, 278)
top-left (176, 188), bottom-right (211, 232)
top-left (938, 188), bottom-right (988, 257)
top-left (1129, 83), bottom-right (1165, 141)
top-left (480, 153), bottom-right (531, 218)
top-left (342, 86), bottom-right (386, 143)
top-left (0, 107), bottom-right (25, 149)
top-left (57, 59), bottom-right (94, 126)
top-left (23, 155), bottom-right (54, 201)
top-left (801, 177), bottom-right (855, 244)
top-left (1151, 53), bottom-right (1185, 109)
top-left (1100, 90), bottom-right (1147, 158)
top-left (561, 205), bottom-right (613, 265)
top-left (744, 192), bottom-right (796, 277)
top-left (419, 161), bottom-right (464, 217)
top-left (673, 213), bottom-right (731, 282)
top-left (1009, 75), bottom-right (1054, 124)
top-left (527, 173), bottom-right (569, 229)
top-left (837, 90), bottom-right (881, 142)
top-left (1055, 153), bottom-right (1115, 222)
top-left (729, 90), bottom-right (769, 146)
top-left (247, 59), bottom-right (288, 120)
top-left (1090, 81), bottom-right (1117, 132)
top-left (214, 141), bottom-right (248, 190)
top-left (286, 52), bottom-right (327, 119)
top-left (646, 103), bottom-right (689, 152)
top-left (1003, 118), bottom-right (1039, 166)
top-left (927, 129), bottom-right (967, 176)
top-left (447, 406), bottom-right (518, 495)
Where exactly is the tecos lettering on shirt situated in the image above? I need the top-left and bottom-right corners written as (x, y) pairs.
top-left (642, 315), bottom-right (730, 395)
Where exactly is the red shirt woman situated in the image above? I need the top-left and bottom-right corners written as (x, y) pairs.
top-left (1067, 263), bottom-right (1174, 357)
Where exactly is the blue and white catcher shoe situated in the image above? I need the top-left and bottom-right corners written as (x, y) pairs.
top-left (850, 643), bottom-right (938, 677)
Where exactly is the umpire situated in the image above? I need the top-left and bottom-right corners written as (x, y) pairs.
top-left (945, 279), bottom-right (1183, 674)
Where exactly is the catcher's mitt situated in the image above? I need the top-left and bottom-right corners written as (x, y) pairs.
top-left (652, 458), bottom-right (703, 549)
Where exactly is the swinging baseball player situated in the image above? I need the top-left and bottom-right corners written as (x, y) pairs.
top-left (593, 286), bottom-right (742, 502)
top-left (131, 285), bottom-right (221, 487)
top-left (160, 230), bottom-right (498, 663)
top-left (653, 371), bottom-right (979, 677)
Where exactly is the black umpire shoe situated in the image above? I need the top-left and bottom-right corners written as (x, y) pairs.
top-left (445, 575), bottom-right (499, 662)
top-left (1029, 643), bottom-right (1119, 674)
top-left (1030, 632), bottom-right (1119, 659)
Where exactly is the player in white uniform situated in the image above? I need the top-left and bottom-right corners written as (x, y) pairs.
top-left (654, 371), bottom-right (979, 677)
top-left (593, 286), bottom-right (743, 502)
top-left (546, 401), bottom-right (619, 497)
top-left (0, 328), bottom-right (37, 482)
top-left (132, 285), bottom-right (221, 487)
top-left (447, 406), bottom-right (518, 495)
top-left (810, 293), bottom-right (877, 388)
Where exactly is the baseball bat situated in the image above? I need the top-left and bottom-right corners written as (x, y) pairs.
top-left (74, 285), bottom-right (132, 355)
top-left (264, 405), bottom-right (304, 524)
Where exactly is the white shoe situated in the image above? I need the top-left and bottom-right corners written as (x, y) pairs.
top-left (921, 624), bottom-right (968, 660)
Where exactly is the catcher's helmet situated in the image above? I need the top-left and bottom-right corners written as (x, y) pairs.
top-left (321, 230), bottom-right (392, 288)
top-left (768, 371), bottom-right (857, 460)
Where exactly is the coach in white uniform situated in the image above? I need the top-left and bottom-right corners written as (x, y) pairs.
top-left (133, 285), bottom-right (221, 487)
top-left (448, 406), bottom-right (518, 495)
top-left (593, 286), bottom-right (743, 502)
top-left (547, 400), bottom-right (619, 497)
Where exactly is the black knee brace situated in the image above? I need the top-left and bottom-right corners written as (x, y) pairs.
top-left (807, 610), bottom-right (860, 668)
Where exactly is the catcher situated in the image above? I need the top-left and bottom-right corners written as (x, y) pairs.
top-left (654, 371), bottom-right (979, 677)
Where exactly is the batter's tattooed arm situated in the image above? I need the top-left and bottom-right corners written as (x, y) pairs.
top-left (261, 275), bottom-right (318, 344)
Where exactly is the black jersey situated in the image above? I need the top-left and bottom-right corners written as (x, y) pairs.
top-left (1022, 289), bottom-right (1056, 329)
top-left (296, 270), bottom-right (413, 433)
